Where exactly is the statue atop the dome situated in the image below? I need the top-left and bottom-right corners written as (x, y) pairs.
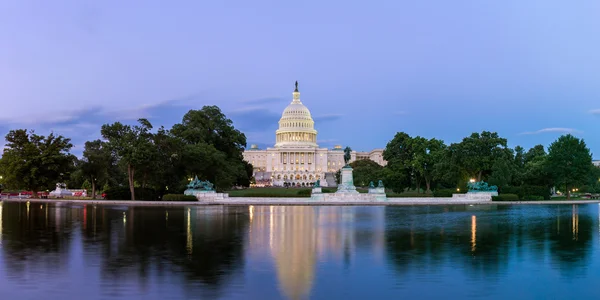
top-left (294, 81), bottom-right (299, 92)
top-left (343, 146), bottom-right (352, 166)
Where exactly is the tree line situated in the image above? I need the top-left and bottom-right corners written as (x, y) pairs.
top-left (348, 131), bottom-right (599, 199)
top-left (0, 106), bottom-right (252, 199)
top-left (0, 105), bottom-right (597, 200)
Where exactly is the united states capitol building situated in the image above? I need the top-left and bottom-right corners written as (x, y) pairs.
top-left (243, 82), bottom-right (386, 187)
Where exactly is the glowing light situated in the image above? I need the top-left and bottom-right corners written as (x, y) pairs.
top-left (572, 205), bottom-right (579, 241)
top-left (123, 212), bottom-right (126, 224)
top-left (186, 208), bottom-right (193, 255)
top-left (471, 215), bottom-right (477, 253)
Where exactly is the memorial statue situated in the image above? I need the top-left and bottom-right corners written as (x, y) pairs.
top-left (377, 180), bottom-right (384, 188)
top-left (294, 81), bottom-right (299, 92)
top-left (369, 181), bottom-right (375, 188)
top-left (186, 175), bottom-right (215, 191)
top-left (467, 180), bottom-right (497, 192)
top-left (343, 146), bottom-right (352, 166)
top-left (314, 179), bottom-right (320, 188)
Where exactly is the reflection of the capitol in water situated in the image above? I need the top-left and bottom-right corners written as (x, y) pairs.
top-left (247, 206), bottom-right (386, 300)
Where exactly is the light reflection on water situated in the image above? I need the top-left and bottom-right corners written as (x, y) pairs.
top-left (0, 202), bottom-right (600, 299)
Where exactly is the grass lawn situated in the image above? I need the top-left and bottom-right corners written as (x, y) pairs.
top-left (549, 196), bottom-right (596, 200)
top-left (227, 187), bottom-right (339, 197)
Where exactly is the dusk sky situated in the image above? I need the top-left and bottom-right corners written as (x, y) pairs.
top-left (1, 1), bottom-right (599, 157)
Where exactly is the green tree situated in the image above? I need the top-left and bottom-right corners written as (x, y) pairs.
top-left (147, 126), bottom-right (185, 195)
top-left (521, 145), bottom-right (551, 187)
top-left (67, 159), bottom-right (86, 190)
top-left (431, 147), bottom-right (462, 189)
top-left (80, 139), bottom-right (113, 199)
top-left (349, 159), bottom-right (384, 187)
top-left (411, 137), bottom-right (446, 192)
top-left (487, 152), bottom-right (514, 188)
top-left (171, 106), bottom-right (249, 191)
top-left (382, 132), bottom-right (414, 193)
top-left (451, 131), bottom-right (509, 182)
top-left (546, 134), bottom-right (593, 199)
top-left (0, 130), bottom-right (74, 198)
top-left (101, 119), bottom-right (154, 200)
top-left (81, 179), bottom-right (91, 193)
top-left (511, 146), bottom-right (525, 185)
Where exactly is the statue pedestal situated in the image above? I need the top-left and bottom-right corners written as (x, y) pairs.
top-left (310, 187), bottom-right (323, 200)
top-left (184, 189), bottom-right (216, 197)
top-left (336, 166), bottom-right (358, 194)
top-left (452, 192), bottom-right (496, 201)
top-left (184, 189), bottom-right (229, 201)
top-left (49, 183), bottom-right (73, 198)
top-left (368, 187), bottom-right (385, 194)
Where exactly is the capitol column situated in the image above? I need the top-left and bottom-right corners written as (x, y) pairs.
top-left (267, 153), bottom-right (272, 181)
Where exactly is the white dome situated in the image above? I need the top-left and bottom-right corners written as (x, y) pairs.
top-left (281, 103), bottom-right (313, 121)
top-left (274, 84), bottom-right (318, 148)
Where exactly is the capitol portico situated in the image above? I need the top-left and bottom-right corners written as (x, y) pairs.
top-left (243, 82), bottom-right (386, 187)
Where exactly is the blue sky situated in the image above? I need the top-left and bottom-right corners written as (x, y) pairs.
top-left (0, 0), bottom-right (599, 157)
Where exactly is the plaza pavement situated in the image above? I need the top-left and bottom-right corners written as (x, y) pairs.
top-left (2, 197), bottom-right (599, 206)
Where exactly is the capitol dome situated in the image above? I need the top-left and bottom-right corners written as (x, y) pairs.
top-left (275, 82), bottom-right (318, 148)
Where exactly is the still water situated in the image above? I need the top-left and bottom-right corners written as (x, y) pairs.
top-left (0, 202), bottom-right (599, 299)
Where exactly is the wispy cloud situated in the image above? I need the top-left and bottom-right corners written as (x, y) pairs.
top-left (240, 97), bottom-right (285, 105)
top-left (0, 106), bottom-right (103, 127)
top-left (590, 109), bottom-right (600, 115)
top-left (228, 107), bottom-right (280, 132)
top-left (520, 127), bottom-right (582, 135)
top-left (50, 122), bottom-right (100, 134)
top-left (99, 102), bottom-right (164, 121)
top-left (313, 114), bottom-right (343, 122)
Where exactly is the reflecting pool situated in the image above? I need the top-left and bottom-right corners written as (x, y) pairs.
top-left (1, 202), bottom-right (600, 299)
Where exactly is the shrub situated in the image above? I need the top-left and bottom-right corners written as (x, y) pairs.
top-left (500, 186), bottom-right (520, 195)
top-left (433, 189), bottom-right (461, 198)
top-left (522, 195), bottom-right (544, 201)
top-left (492, 193), bottom-right (519, 201)
top-left (162, 194), bottom-right (198, 201)
top-left (501, 185), bottom-right (550, 200)
top-left (520, 185), bottom-right (551, 200)
top-left (104, 187), bottom-right (159, 201)
top-left (389, 192), bottom-right (432, 198)
top-left (297, 189), bottom-right (311, 196)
